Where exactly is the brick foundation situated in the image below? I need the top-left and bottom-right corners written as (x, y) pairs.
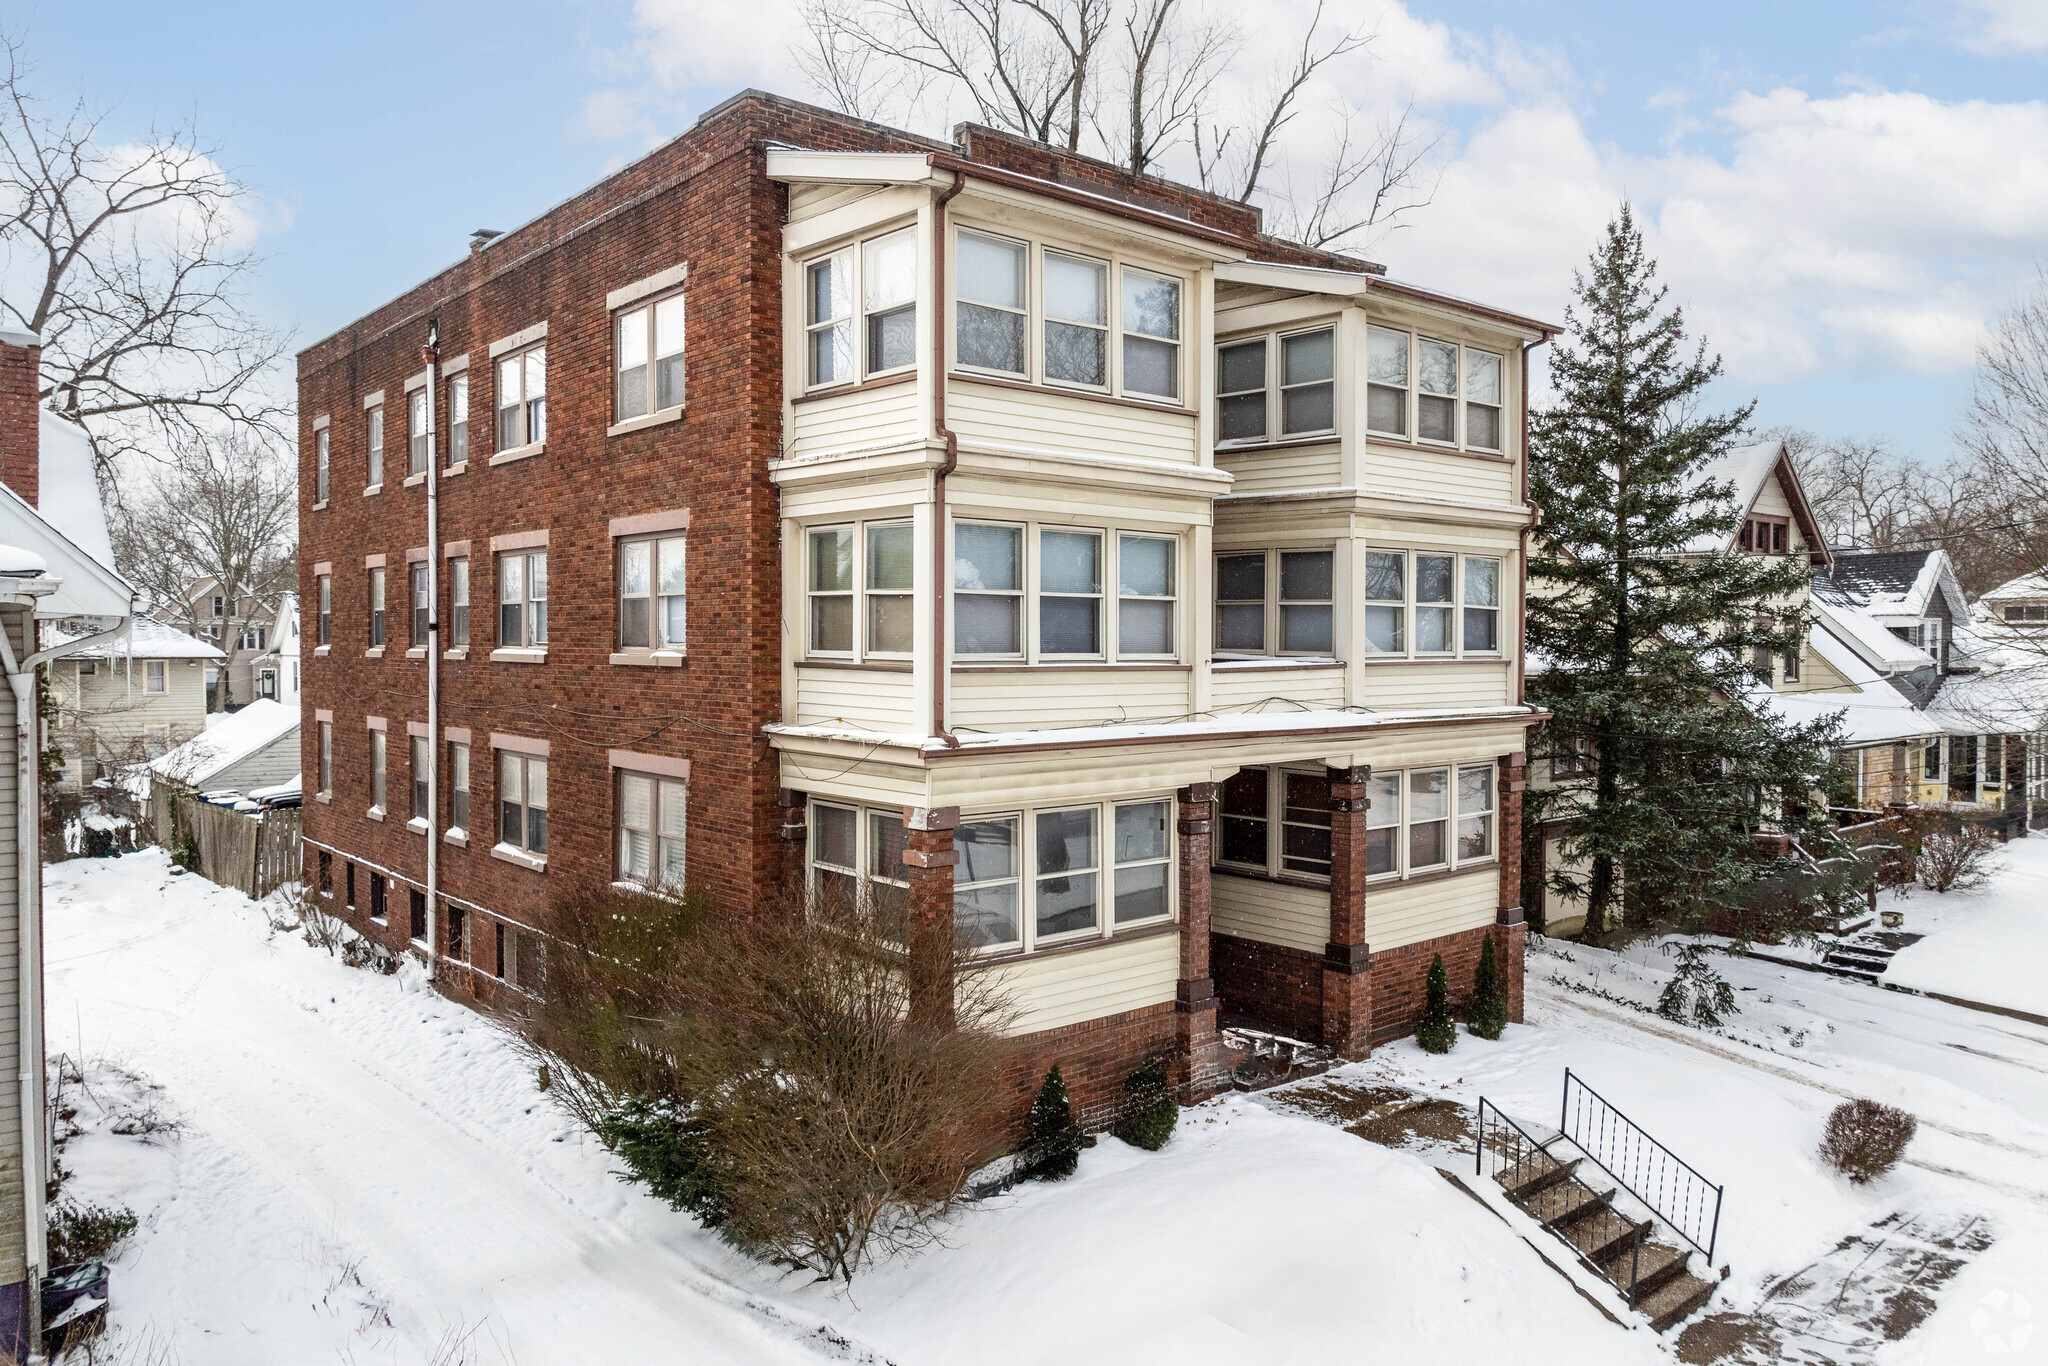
top-left (998, 1002), bottom-right (1181, 1134)
top-left (1211, 932), bottom-right (1324, 1041)
top-left (1368, 921), bottom-right (1525, 1045)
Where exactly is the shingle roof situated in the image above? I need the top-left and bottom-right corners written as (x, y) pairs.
top-left (1812, 549), bottom-right (1935, 608)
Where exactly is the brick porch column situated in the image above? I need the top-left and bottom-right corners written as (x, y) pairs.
top-left (775, 788), bottom-right (808, 894)
top-left (1497, 752), bottom-right (1528, 1024)
top-left (1322, 764), bottom-right (1373, 1059)
top-left (902, 805), bottom-right (959, 1030)
top-left (1174, 783), bottom-right (1226, 1092)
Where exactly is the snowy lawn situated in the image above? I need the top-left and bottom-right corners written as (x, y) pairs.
top-left (46, 850), bottom-right (1664, 1366)
top-left (1877, 831), bottom-right (2048, 1019)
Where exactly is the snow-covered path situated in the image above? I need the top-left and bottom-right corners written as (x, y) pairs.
top-left (45, 852), bottom-right (842, 1365)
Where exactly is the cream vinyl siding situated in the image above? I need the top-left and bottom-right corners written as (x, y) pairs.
top-left (792, 667), bottom-right (920, 733)
top-left (787, 382), bottom-right (922, 460)
top-left (948, 380), bottom-right (1197, 465)
top-left (980, 930), bottom-right (1179, 1034)
top-left (1210, 664), bottom-right (1345, 712)
top-left (1211, 873), bottom-right (1327, 953)
top-left (1364, 444), bottom-right (1515, 504)
top-left (1216, 442), bottom-right (1340, 496)
top-left (787, 183), bottom-right (887, 220)
top-left (1356, 661), bottom-right (1513, 711)
top-left (1751, 474), bottom-right (1794, 520)
top-left (1359, 721), bottom-right (1526, 772)
top-left (949, 668), bottom-right (1191, 732)
top-left (1365, 865), bottom-right (1496, 951)
top-left (0, 698), bottom-right (22, 1274)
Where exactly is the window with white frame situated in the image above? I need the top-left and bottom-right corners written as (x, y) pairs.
top-left (1360, 550), bottom-right (1504, 658)
top-left (803, 228), bottom-right (918, 390)
top-left (410, 564), bottom-right (429, 647)
top-left (954, 522), bottom-right (1023, 656)
top-left (1044, 250), bottom-right (1107, 387)
top-left (949, 522), bottom-right (1180, 663)
top-left (862, 229), bottom-right (916, 376)
top-left (497, 750), bottom-right (547, 857)
top-left (1216, 766), bottom-right (1331, 880)
top-left (449, 742), bottom-right (470, 833)
top-left (1118, 534), bottom-right (1175, 657)
top-left (619, 534), bottom-right (687, 651)
top-left (448, 556), bottom-right (469, 647)
top-left (1213, 549), bottom-right (1334, 657)
top-left (368, 568), bottom-right (386, 648)
top-left (370, 729), bottom-right (387, 813)
top-left (1367, 325), bottom-right (1509, 452)
top-left (315, 428), bottom-right (330, 502)
top-left (496, 343), bottom-right (546, 450)
top-left (498, 551), bottom-right (546, 648)
top-left (867, 810), bottom-right (908, 914)
top-left (808, 521), bottom-right (916, 659)
top-left (618, 770), bottom-right (687, 889)
top-left (448, 373), bottom-right (469, 466)
top-left (317, 575), bottom-right (332, 646)
top-left (807, 525), bottom-right (854, 655)
top-left (318, 720), bottom-right (332, 795)
top-left (810, 802), bottom-right (859, 905)
top-left (954, 797), bottom-right (1173, 953)
top-left (1417, 337), bottom-right (1459, 444)
top-left (1361, 763), bottom-right (1497, 880)
top-left (1465, 349), bottom-right (1504, 451)
top-left (805, 250), bottom-right (854, 387)
top-left (411, 735), bottom-right (429, 821)
top-left (1366, 327), bottom-right (1409, 437)
top-left (956, 230), bottom-right (1027, 375)
top-left (144, 725), bottom-right (166, 757)
top-left (1121, 267), bottom-right (1181, 400)
top-left (1214, 328), bottom-right (1336, 445)
top-left (866, 523), bottom-right (913, 656)
top-left (408, 388), bottom-right (429, 476)
top-left (616, 291), bottom-right (686, 419)
top-left (1039, 529), bottom-right (1102, 657)
top-left (1216, 337), bottom-right (1268, 443)
top-left (366, 404), bottom-right (384, 487)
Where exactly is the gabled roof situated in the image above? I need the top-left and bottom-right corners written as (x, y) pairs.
top-left (147, 697), bottom-right (298, 788)
top-left (49, 613), bottom-right (224, 660)
top-left (1681, 441), bottom-right (1831, 565)
top-left (1809, 597), bottom-right (1932, 676)
top-left (1765, 618), bottom-right (1944, 746)
top-left (1979, 569), bottom-right (2048, 603)
top-left (1812, 548), bottom-right (1969, 622)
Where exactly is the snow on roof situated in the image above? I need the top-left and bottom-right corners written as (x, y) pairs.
top-left (49, 613), bottom-right (224, 661)
top-left (248, 773), bottom-right (301, 802)
top-left (1922, 661), bottom-right (2048, 736)
top-left (1784, 621), bottom-right (1945, 746)
top-left (37, 412), bottom-right (117, 571)
top-left (1809, 598), bottom-right (1931, 675)
top-left (0, 544), bottom-right (48, 576)
top-left (148, 698), bottom-right (299, 787)
top-left (1812, 548), bottom-right (1965, 621)
top-left (1980, 569), bottom-right (2048, 603)
top-left (1680, 441), bottom-right (1783, 554)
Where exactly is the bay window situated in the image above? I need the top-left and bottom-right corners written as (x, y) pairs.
top-left (808, 526), bottom-right (854, 654)
top-left (1368, 325), bottom-right (1511, 452)
top-left (1213, 549), bottom-right (1334, 657)
top-left (1465, 349), bottom-right (1504, 451)
top-left (1415, 554), bottom-right (1455, 652)
top-left (1280, 551), bottom-right (1335, 654)
top-left (1215, 327), bottom-right (1336, 443)
top-left (954, 520), bottom-right (1180, 663)
top-left (619, 534), bottom-right (687, 651)
top-left (866, 523), bottom-right (914, 656)
top-left (808, 521), bottom-right (912, 659)
top-left (1359, 550), bottom-right (1505, 659)
top-left (957, 230), bottom-right (1027, 375)
top-left (1215, 554), bottom-right (1267, 653)
top-left (1281, 328), bottom-right (1336, 436)
top-left (1043, 250), bottom-right (1108, 386)
top-left (615, 292), bottom-right (686, 419)
top-left (1417, 338), bottom-right (1459, 443)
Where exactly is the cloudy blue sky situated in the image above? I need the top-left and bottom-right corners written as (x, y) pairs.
top-left (20, 0), bottom-right (2048, 458)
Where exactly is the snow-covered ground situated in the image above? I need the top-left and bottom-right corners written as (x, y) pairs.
top-left (1877, 833), bottom-right (2048, 1019)
top-left (42, 848), bottom-right (2048, 1363)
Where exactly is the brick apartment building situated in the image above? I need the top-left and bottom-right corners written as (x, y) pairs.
top-left (298, 91), bottom-right (1551, 1120)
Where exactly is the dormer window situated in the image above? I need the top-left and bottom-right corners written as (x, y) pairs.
top-left (2003, 604), bottom-right (2048, 624)
top-left (1739, 516), bottom-right (1788, 554)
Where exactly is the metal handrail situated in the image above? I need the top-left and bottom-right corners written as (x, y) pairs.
top-left (1476, 1097), bottom-right (1653, 1308)
top-left (1561, 1069), bottom-right (1723, 1263)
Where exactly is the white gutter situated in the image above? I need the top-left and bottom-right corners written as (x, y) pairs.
top-left (421, 330), bottom-right (440, 984)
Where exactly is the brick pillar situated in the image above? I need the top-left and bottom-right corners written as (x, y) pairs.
top-left (1322, 764), bottom-right (1372, 1059)
top-left (775, 787), bottom-right (808, 893)
top-left (1497, 752), bottom-right (1528, 1024)
top-left (1174, 783), bottom-right (1227, 1093)
top-left (0, 330), bottom-right (41, 507)
top-left (902, 805), bottom-right (959, 1030)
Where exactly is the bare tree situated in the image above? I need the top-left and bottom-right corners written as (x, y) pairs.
top-left (1959, 268), bottom-right (2048, 582)
top-left (107, 429), bottom-right (295, 712)
top-left (0, 31), bottom-right (290, 491)
top-left (1769, 426), bottom-right (1923, 550)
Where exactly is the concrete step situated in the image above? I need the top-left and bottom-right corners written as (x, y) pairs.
top-left (1498, 1153), bottom-right (1579, 1202)
top-left (1639, 1269), bottom-right (1718, 1333)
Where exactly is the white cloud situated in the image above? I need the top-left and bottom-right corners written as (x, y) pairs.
top-left (1948, 0), bottom-right (2048, 53)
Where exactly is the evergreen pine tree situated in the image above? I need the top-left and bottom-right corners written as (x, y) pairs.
top-left (1466, 933), bottom-right (1508, 1040)
top-left (1527, 203), bottom-right (1848, 942)
top-left (1415, 953), bottom-right (1456, 1053)
top-left (1023, 1064), bottom-right (1082, 1180)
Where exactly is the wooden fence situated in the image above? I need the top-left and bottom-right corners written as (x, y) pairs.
top-left (152, 787), bottom-right (302, 900)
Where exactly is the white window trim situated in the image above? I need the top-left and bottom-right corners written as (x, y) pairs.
top-left (1211, 547), bottom-right (1338, 661)
top-left (1364, 324), bottom-right (1512, 455)
top-left (492, 746), bottom-right (549, 868)
top-left (1039, 245), bottom-right (1112, 395)
top-left (1214, 324), bottom-right (1339, 447)
top-left (615, 528), bottom-right (689, 659)
top-left (1363, 761), bottom-right (1499, 883)
top-left (951, 516), bottom-right (1185, 666)
top-left (610, 286), bottom-right (687, 430)
top-left (799, 226), bottom-right (920, 393)
top-left (1356, 548), bottom-right (1507, 662)
top-left (804, 518), bottom-right (918, 662)
top-left (614, 767), bottom-right (689, 892)
top-left (1212, 766), bottom-right (1334, 883)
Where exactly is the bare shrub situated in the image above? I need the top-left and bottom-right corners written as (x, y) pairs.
top-left (1909, 812), bottom-right (2001, 893)
top-left (519, 877), bottom-right (1016, 1282)
top-left (1819, 1098), bottom-right (1917, 1184)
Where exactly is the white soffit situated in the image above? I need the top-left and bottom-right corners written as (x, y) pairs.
top-left (764, 148), bottom-right (946, 187)
top-left (1215, 259), bottom-right (1374, 298)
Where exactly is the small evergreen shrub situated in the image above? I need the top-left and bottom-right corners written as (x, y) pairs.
top-left (1111, 1058), bottom-right (1177, 1151)
top-left (1657, 942), bottom-right (1738, 1027)
top-left (46, 1201), bottom-right (138, 1266)
top-left (595, 1095), bottom-right (730, 1229)
top-left (1415, 954), bottom-right (1457, 1053)
top-left (170, 822), bottom-right (201, 872)
top-left (1466, 933), bottom-right (1509, 1040)
top-left (1022, 1065), bottom-right (1083, 1180)
top-left (1819, 1099), bottom-right (1916, 1184)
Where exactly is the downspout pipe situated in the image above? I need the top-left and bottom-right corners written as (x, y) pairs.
top-left (1518, 335), bottom-right (1551, 709)
top-left (930, 167), bottom-right (966, 748)
top-left (421, 326), bottom-right (441, 984)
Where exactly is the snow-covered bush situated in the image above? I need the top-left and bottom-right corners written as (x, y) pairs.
top-left (1415, 954), bottom-right (1456, 1053)
top-left (1819, 1098), bottom-right (1916, 1184)
top-left (1110, 1058), bottom-right (1177, 1152)
top-left (1910, 813), bottom-right (2001, 894)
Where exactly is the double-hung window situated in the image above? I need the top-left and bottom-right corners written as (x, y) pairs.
top-left (1043, 250), bottom-right (1108, 387)
top-left (954, 523), bottom-right (1023, 656)
top-left (865, 523), bottom-right (914, 656)
top-left (1118, 535), bottom-right (1175, 656)
top-left (448, 557), bottom-right (469, 648)
top-left (943, 796), bottom-right (1174, 953)
top-left (807, 526), bottom-right (854, 655)
top-left (410, 564), bottom-right (429, 648)
top-left (805, 251), bottom-right (854, 387)
top-left (1415, 554), bottom-right (1455, 652)
top-left (1034, 807), bottom-right (1099, 940)
top-left (862, 230), bottom-right (916, 376)
top-left (1121, 267), bottom-right (1180, 400)
top-left (366, 405), bottom-right (385, 488)
top-left (1215, 554), bottom-right (1267, 653)
top-left (318, 720), bottom-right (333, 796)
top-left (314, 429), bottom-right (330, 502)
top-left (1366, 327), bottom-right (1409, 437)
top-left (867, 811), bottom-right (908, 915)
top-left (1465, 349), bottom-right (1504, 451)
top-left (1417, 338), bottom-right (1459, 443)
top-left (1216, 767), bottom-right (1331, 879)
top-left (1213, 549), bottom-right (1333, 657)
top-left (615, 292), bottom-right (686, 419)
top-left (497, 751), bottom-right (547, 858)
top-left (619, 535), bottom-right (687, 651)
top-left (1280, 329), bottom-right (1336, 436)
top-left (411, 735), bottom-right (429, 822)
top-left (1039, 529), bottom-right (1102, 657)
top-left (1216, 338), bottom-right (1268, 443)
top-left (1112, 800), bottom-right (1171, 923)
top-left (368, 568), bottom-right (386, 648)
top-left (449, 742), bottom-right (470, 834)
top-left (805, 521), bottom-right (915, 658)
top-left (1280, 551), bottom-right (1335, 654)
top-left (370, 729), bottom-right (387, 814)
top-left (408, 388), bottom-right (429, 477)
top-left (1369, 326), bottom-right (1510, 451)
top-left (810, 802), bottom-right (859, 906)
top-left (618, 771), bottom-right (687, 890)
top-left (317, 575), bottom-right (332, 647)
top-left (496, 344), bottom-right (546, 450)
top-left (1213, 327), bottom-right (1337, 444)
top-left (1464, 558), bottom-right (1501, 651)
top-left (957, 230), bottom-right (1028, 375)
top-left (447, 373), bottom-right (469, 466)
top-left (1361, 551), bottom-right (1505, 659)
top-left (954, 815), bottom-right (1021, 947)
top-left (1360, 763), bottom-right (1497, 880)
top-left (498, 551), bottom-right (546, 648)
top-left (803, 229), bottom-right (917, 389)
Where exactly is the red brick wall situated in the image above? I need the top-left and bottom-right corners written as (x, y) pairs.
top-left (0, 337), bottom-right (40, 507)
top-left (1368, 922), bottom-right (1525, 1045)
top-left (1211, 929), bottom-right (1325, 1041)
top-left (999, 1001), bottom-right (1180, 1133)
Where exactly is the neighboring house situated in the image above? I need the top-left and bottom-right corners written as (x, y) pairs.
top-left (241, 590), bottom-right (300, 708)
top-left (46, 615), bottom-right (223, 788)
top-left (297, 92), bottom-right (1550, 1122)
top-left (180, 576), bottom-right (295, 711)
top-left (146, 697), bottom-right (300, 797)
top-left (0, 330), bottom-right (137, 1353)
